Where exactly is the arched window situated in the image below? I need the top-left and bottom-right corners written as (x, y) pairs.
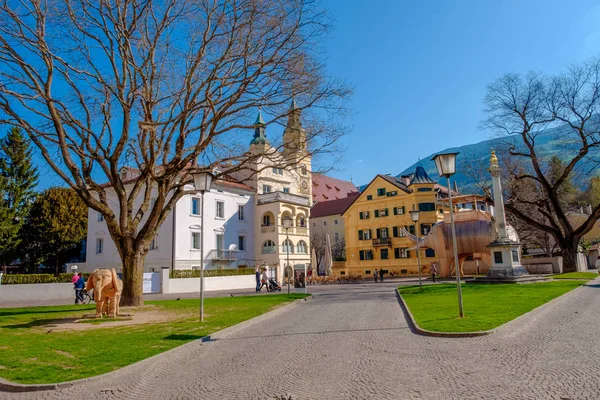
top-left (297, 214), bottom-right (306, 227)
top-left (296, 240), bottom-right (307, 254)
top-left (262, 240), bottom-right (276, 254)
top-left (282, 239), bottom-right (294, 254)
top-left (262, 212), bottom-right (274, 227)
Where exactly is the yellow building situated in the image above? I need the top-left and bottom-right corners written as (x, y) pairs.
top-left (341, 167), bottom-right (443, 277)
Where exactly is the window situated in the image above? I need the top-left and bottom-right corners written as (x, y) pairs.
top-left (150, 235), bottom-right (158, 251)
top-left (374, 209), bottom-right (388, 218)
top-left (334, 232), bottom-right (340, 241)
top-left (393, 226), bottom-right (406, 238)
top-left (367, 195), bottom-right (373, 200)
top-left (421, 224), bottom-right (432, 236)
top-left (301, 164), bottom-right (307, 175)
top-left (386, 191), bottom-right (397, 197)
top-left (393, 206), bottom-right (405, 215)
top-left (418, 187), bottom-right (433, 192)
top-left (377, 188), bottom-right (386, 196)
top-left (334, 219), bottom-right (338, 225)
top-left (191, 197), bottom-right (201, 215)
top-left (394, 248), bottom-right (409, 259)
top-left (283, 187), bottom-right (290, 193)
top-left (95, 238), bottom-right (104, 254)
top-left (238, 236), bottom-right (246, 251)
top-left (97, 212), bottom-right (104, 222)
top-left (272, 167), bottom-right (283, 175)
top-left (263, 214), bottom-right (272, 226)
top-left (298, 215), bottom-right (306, 227)
top-left (262, 240), bottom-right (276, 254)
top-left (405, 225), bottom-right (415, 235)
top-left (418, 202), bottom-right (436, 212)
top-left (426, 248), bottom-right (435, 257)
top-left (494, 251), bottom-right (503, 264)
top-left (323, 221), bottom-right (327, 226)
top-left (238, 204), bottom-right (245, 220)
top-left (380, 248), bottom-right (389, 260)
top-left (216, 201), bottom-right (225, 218)
top-left (359, 211), bottom-right (370, 219)
top-left (359, 250), bottom-right (373, 260)
top-left (365, 270), bottom-right (371, 274)
top-left (512, 250), bottom-right (519, 263)
top-left (297, 240), bottom-right (307, 254)
top-left (192, 232), bottom-right (201, 250)
top-left (312, 222), bottom-right (316, 227)
top-left (282, 239), bottom-right (294, 254)
top-left (263, 185), bottom-right (272, 194)
top-left (377, 227), bottom-right (388, 239)
top-left (358, 229), bottom-right (372, 240)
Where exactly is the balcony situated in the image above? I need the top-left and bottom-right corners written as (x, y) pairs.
top-left (261, 225), bottom-right (276, 234)
top-left (257, 191), bottom-right (311, 207)
top-left (206, 249), bottom-right (238, 263)
top-left (278, 225), bottom-right (309, 236)
top-left (262, 246), bottom-right (277, 254)
top-left (372, 237), bottom-right (391, 246)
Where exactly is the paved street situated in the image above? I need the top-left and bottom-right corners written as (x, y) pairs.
top-left (4, 280), bottom-right (600, 400)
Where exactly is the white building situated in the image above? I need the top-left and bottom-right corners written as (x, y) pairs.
top-left (85, 101), bottom-right (314, 283)
top-left (85, 178), bottom-right (255, 273)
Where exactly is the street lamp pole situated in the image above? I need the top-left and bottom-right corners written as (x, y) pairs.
top-left (191, 170), bottom-right (214, 322)
top-left (432, 153), bottom-right (464, 318)
top-left (282, 216), bottom-right (292, 294)
top-left (409, 210), bottom-right (422, 291)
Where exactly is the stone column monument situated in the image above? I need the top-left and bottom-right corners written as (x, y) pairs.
top-left (486, 150), bottom-right (529, 279)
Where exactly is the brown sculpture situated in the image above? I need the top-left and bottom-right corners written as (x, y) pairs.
top-left (85, 268), bottom-right (123, 318)
top-left (407, 209), bottom-right (519, 278)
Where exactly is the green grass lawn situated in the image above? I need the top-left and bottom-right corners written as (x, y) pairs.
top-left (398, 281), bottom-right (587, 333)
top-left (0, 294), bottom-right (308, 384)
top-left (550, 272), bottom-right (598, 280)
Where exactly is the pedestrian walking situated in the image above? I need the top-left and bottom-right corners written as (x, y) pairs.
top-left (430, 263), bottom-right (438, 283)
top-left (379, 268), bottom-right (384, 283)
top-left (373, 269), bottom-right (378, 283)
top-left (255, 265), bottom-right (261, 292)
top-left (259, 268), bottom-right (270, 292)
top-left (74, 273), bottom-right (85, 304)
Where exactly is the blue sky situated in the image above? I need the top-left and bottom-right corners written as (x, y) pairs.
top-left (15, 0), bottom-right (600, 190)
top-left (322, 0), bottom-right (600, 185)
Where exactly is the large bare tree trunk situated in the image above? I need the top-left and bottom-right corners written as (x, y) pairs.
top-left (560, 243), bottom-right (579, 273)
top-left (121, 252), bottom-right (145, 307)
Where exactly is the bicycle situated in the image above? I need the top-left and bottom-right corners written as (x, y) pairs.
top-left (82, 289), bottom-right (94, 304)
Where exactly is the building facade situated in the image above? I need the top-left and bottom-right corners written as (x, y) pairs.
top-left (341, 167), bottom-right (443, 277)
top-left (86, 101), bottom-right (313, 284)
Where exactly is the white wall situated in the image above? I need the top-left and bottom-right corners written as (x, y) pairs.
top-left (0, 283), bottom-right (74, 303)
top-left (166, 274), bottom-right (256, 293)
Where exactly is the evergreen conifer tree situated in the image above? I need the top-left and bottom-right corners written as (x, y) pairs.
top-left (0, 127), bottom-right (39, 266)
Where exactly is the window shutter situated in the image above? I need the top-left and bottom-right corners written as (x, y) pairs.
top-left (374, 210), bottom-right (379, 218)
top-left (359, 251), bottom-right (365, 261)
top-left (384, 227), bottom-right (389, 237)
top-left (393, 226), bottom-right (398, 237)
top-left (384, 208), bottom-right (388, 216)
top-left (402, 206), bottom-right (405, 214)
top-left (358, 230), bottom-right (363, 240)
top-left (368, 229), bottom-right (372, 239)
top-left (359, 212), bottom-right (363, 220)
top-left (406, 250), bottom-right (410, 258)
top-left (393, 207), bottom-right (397, 215)
top-left (376, 229), bottom-right (381, 239)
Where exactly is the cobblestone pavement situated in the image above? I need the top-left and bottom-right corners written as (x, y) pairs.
top-left (4, 280), bottom-right (600, 400)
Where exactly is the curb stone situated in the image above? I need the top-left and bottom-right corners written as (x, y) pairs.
top-left (0, 295), bottom-right (309, 393)
top-left (396, 277), bottom-right (598, 338)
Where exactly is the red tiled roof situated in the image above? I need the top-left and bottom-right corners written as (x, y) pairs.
top-left (312, 173), bottom-right (358, 203)
top-left (310, 194), bottom-right (359, 218)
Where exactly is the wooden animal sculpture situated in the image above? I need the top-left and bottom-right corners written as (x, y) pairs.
top-left (85, 268), bottom-right (123, 318)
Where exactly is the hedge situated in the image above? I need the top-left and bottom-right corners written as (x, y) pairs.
top-left (171, 268), bottom-right (255, 279)
top-left (1, 273), bottom-right (91, 285)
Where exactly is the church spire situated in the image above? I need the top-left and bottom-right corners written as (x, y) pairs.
top-left (250, 109), bottom-right (269, 147)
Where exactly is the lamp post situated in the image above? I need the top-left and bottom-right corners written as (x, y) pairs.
top-left (282, 216), bottom-right (292, 294)
top-left (432, 152), bottom-right (464, 318)
top-left (409, 209), bottom-right (423, 291)
top-left (191, 169), bottom-right (214, 322)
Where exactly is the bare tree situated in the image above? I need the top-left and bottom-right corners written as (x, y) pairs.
top-left (482, 57), bottom-right (600, 272)
top-left (331, 233), bottom-right (345, 261)
top-left (309, 225), bottom-right (326, 275)
top-left (0, 0), bottom-right (351, 305)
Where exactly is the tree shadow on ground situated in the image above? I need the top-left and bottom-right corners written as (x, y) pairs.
top-left (163, 334), bottom-right (205, 341)
top-left (0, 307), bottom-right (93, 317)
top-left (2, 317), bottom-right (79, 329)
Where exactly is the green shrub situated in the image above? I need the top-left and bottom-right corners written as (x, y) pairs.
top-left (171, 268), bottom-right (255, 279)
top-left (1, 274), bottom-right (58, 285)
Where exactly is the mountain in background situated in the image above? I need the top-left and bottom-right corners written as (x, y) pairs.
top-left (359, 125), bottom-right (595, 194)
